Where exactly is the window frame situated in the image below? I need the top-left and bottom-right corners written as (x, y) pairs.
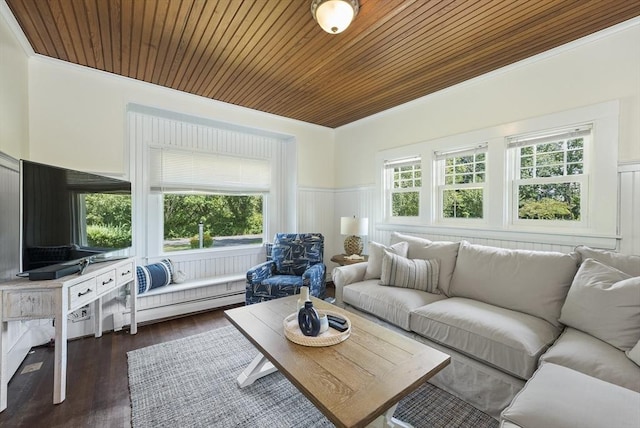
top-left (383, 156), bottom-right (423, 223)
top-left (435, 144), bottom-right (488, 223)
top-left (374, 101), bottom-right (619, 248)
top-left (508, 126), bottom-right (591, 228)
top-left (129, 106), bottom-right (296, 260)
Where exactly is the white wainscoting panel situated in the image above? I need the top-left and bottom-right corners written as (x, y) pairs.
top-left (0, 153), bottom-right (54, 379)
top-left (619, 163), bottom-right (640, 255)
top-left (298, 188), bottom-right (337, 266)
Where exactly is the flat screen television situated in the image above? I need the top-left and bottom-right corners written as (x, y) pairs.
top-left (20, 160), bottom-right (132, 274)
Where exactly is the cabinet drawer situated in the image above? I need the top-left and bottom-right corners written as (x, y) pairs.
top-left (96, 270), bottom-right (117, 295)
top-left (117, 262), bottom-right (135, 286)
top-left (3, 290), bottom-right (56, 320)
top-left (69, 278), bottom-right (97, 310)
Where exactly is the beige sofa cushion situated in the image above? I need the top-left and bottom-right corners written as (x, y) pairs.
top-left (501, 363), bottom-right (640, 428)
top-left (559, 258), bottom-right (640, 351)
top-left (410, 297), bottom-right (560, 379)
top-left (343, 280), bottom-right (446, 330)
top-left (576, 245), bottom-right (640, 276)
top-left (390, 232), bottom-right (459, 295)
top-left (540, 328), bottom-right (640, 392)
top-left (449, 241), bottom-right (579, 327)
top-left (364, 241), bottom-right (408, 280)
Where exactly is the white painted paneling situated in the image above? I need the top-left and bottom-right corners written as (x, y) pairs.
top-left (0, 153), bottom-right (52, 379)
top-left (297, 188), bottom-right (336, 266)
top-left (334, 186), bottom-right (377, 255)
top-left (327, 163), bottom-right (640, 256)
top-left (619, 164), bottom-right (640, 255)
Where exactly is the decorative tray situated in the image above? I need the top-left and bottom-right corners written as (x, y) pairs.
top-left (283, 310), bottom-right (351, 347)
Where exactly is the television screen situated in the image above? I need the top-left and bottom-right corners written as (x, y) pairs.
top-left (20, 160), bottom-right (132, 273)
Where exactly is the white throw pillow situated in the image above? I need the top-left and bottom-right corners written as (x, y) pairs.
top-left (364, 241), bottom-right (408, 280)
top-left (379, 250), bottom-right (440, 293)
top-left (389, 232), bottom-right (459, 296)
top-left (575, 246), bottom-right (640, 277)
top-left (627, 340), bottom-right (640, 367)
top-left (559, 258), bottom-right (640, 351)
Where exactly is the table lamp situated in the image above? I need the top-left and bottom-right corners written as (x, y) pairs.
top-left (340, 216), bottom-right (368, 256)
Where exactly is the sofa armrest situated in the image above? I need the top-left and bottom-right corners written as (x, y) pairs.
top-left (332, 262), bottom-right (368, 307)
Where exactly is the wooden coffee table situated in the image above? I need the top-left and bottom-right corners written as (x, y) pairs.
top-left (224, 296), bottom-right (450, 428)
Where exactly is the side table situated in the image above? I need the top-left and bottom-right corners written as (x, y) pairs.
top-left (330, 254), bottom-right (369, 266)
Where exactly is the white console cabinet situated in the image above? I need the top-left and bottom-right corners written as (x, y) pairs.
top-left (0, 257), bottom-right (137, 412)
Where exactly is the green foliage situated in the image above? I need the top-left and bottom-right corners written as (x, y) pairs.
top-left (519, 198), bottom-right (573, 220)
top-left (87, 224), bottom-right (132, 248)
top-left (164, 194), bottom-right (263, 240)
top-left (190, 232), bottom-right (213, 249)
top-left (518, 183), bottom-right (580, 220)
top-left (85, 194), bottom-right (132, 227)
top-left (392, 192), bottom-right (419, 216)
top-left (443, 189), bottom-right (483, 218)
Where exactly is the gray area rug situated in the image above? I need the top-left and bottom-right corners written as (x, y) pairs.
top-left (127, 325), bottom-right (497, 428)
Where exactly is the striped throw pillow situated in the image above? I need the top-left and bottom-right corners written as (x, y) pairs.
top-left (379, 250), bottom-right (440, 294)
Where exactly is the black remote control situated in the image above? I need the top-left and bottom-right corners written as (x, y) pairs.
top-left (327, 314), bottom-right (347, 326)
top-left (328, 318), bottom-right (348, 332)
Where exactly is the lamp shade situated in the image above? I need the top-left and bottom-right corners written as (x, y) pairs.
top-left (311, 0), bottom-right (359, 34)
top-left (340, 217), bottom-right (368, 236)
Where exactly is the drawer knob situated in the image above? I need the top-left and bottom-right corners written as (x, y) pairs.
top-left (77, 289), bottom-right (92, 297)
top-left (102, 278), bottom-right (114, 285)
top-left (121, 270), bottom-right (131, 276)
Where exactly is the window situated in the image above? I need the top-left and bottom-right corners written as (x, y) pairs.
top-left (150, 147), bottom-right (269, 252)
top-left (436, 144), bottom-right (487, 220)
top-left (508, 125), bottom-right (590, 223)
top-left (384, 157), bottom-right (421, 219)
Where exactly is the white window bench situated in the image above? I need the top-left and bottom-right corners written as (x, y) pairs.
top-left (121, 273), bottom-right (246, 325)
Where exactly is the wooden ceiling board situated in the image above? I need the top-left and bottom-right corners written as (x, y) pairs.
top-left (6, 0), bottom-right (640, 128)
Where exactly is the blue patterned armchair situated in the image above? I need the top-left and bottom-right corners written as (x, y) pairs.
top-left (246, 233), bottom-right (326, 305)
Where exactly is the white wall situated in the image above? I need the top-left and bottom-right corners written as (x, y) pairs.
top-left (27, 57), bottom-right (336, 188)
top-left (0, 4), bottom-right (28, 159)
top-left (334, 20), bottom-right (640, 188)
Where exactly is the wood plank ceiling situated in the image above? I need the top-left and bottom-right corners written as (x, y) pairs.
top-left (7, 0), bottom-right (640, 128)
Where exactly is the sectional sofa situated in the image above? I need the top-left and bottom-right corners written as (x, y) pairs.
top-left (332, 232), bottom-right (640, 426)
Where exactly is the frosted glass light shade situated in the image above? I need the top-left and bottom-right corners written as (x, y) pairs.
top-left (311, 0), bottom-right (359, 34)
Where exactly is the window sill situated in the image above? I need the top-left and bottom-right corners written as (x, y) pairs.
top-left (376, 223), bottom-right (620, 250)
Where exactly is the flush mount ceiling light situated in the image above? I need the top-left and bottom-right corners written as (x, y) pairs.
top-left (311, 0), bottom-right (359, 34)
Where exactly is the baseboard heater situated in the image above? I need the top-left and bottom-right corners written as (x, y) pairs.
top-left (121, 291), bottom-right (245, 327)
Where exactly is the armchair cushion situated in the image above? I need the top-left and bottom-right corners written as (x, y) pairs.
top-left (272, 233), bottom-right (324, 275)
top-left (245, 233), bottom-right (325, 305)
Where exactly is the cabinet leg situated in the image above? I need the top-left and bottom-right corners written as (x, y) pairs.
top-left (53, 294), bottom-right (67, 404)
top-left (0, 317), bottom-right (8, 412)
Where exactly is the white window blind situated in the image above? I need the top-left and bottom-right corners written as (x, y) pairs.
top-left (149, 147), bottom-right (271, 193)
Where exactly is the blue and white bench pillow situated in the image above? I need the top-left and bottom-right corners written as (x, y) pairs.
top-left (137, 259), bottom-right (174, 294)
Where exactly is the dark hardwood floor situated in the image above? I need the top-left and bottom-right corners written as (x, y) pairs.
top-left (1, 286), bottom-right (335, 428)
top-left (0, 305), bottom-right (240, 428)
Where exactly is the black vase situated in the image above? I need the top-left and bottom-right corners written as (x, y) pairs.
top-left (298, 301), bottom-right (320, 337)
